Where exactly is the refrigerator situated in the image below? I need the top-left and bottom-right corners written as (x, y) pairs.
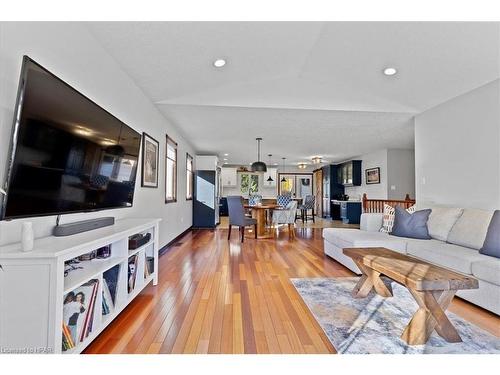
top-left (193, 169), bottom-right (220, 228)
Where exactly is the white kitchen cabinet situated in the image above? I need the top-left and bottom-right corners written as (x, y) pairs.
top-left (221, 167), bottom-right (237, 186)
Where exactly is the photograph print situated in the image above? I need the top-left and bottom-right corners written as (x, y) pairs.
top-left (365, 167), bottom-right (381, 184)
top-left (141, 132), bottom-right (159, 188)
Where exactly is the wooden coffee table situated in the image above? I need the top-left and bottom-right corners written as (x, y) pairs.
top-left (343, 247), bottom-right (479, 345)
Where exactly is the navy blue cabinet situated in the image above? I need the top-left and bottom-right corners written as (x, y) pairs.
top-left (337, 160), bottom-right (362, 186)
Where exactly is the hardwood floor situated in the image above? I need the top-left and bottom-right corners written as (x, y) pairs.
top-left (84, 227), bottom-right (500, 354)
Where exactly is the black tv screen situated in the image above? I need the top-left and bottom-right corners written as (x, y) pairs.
top-left (1, 56), bottom-right (141, 219)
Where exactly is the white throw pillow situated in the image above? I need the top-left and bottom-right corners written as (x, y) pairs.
top-left (448, 209), bottom-right (493, 250)
top-left (425, 206), bottom-right (464, 241)
top-left (380, 204), bottom-right (416, 233)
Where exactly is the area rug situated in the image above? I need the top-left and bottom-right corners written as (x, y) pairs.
top-left (291, 277), bottom-right (500, 354)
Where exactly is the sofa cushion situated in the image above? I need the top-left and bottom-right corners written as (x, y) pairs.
top-left (391, 206), bottom-right (432, 239)
top-left (406, 239), bottom-right (485, 274)
top-left (379, 204), bottom-right (396, 233)
top-left (425, 206), bottom-right (464, 241)
top-left (323, 228), bottom-right (407, 254)
top-left (447, 209), bottom-right (493, 250)
top-left (471, 257), bottom-right (500, 286)
top-left (479, 210), bottom-right (500, 258)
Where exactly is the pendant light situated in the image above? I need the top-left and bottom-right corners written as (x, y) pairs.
top-left (281, 157), bottom-right (287, 183)
top-left (106, 125), bottom-right (125, 157)
top-left (266, 154), bottom-right (274, 182)
top-left (251, 137), bottom-right (267, 172)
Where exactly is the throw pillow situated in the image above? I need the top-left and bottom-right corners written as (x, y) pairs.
top-left (379, 204), bottom-right (416, 233)
top-left (391, 206), bottom-right (432, 239)
top-left (426, 206), bottom-right (464, 242)
top-left (480, 210), bottom-right (500, 258)
top-left (379, 204), bottom-right (396, 233)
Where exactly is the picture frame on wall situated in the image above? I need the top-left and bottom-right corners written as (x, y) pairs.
top-left (365, 167), bottom-right (380, 185)
top-left (141, 132), bottom-right (159, 188)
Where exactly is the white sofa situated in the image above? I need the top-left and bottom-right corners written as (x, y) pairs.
top-left (323, 207), bottom-right (500, 315)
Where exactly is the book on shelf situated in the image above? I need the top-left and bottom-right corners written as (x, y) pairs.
top-left (103, 264), bottom-right (120, 312)
top-left (62, 279), bottom-right (99, 351)
top-left (128, 255), bottom-right (139, 293)
top-left (144, 256), bottom-right (154, 278)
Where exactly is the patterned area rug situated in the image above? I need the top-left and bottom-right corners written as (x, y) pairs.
top-left (291, 277), bottom-right (500, 354)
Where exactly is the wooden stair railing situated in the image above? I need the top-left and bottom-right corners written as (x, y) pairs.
top-left (362, 193), bottom-right (416, 213)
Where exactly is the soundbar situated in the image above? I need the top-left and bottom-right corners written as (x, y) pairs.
top-left (53, 217), bottom-right (115, 237)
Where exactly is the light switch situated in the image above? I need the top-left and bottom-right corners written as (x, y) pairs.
top-left (390, 185), bottom-right (396, 191)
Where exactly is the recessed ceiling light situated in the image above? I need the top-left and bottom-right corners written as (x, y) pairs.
top-left (224, 153), bottom-right (229, 156)
top-left (223, 158), bottom-right (228, 161)
top-left (383, 67), bottom-right (397, 76)
top-left (213, 59), bottom-right (226, 68)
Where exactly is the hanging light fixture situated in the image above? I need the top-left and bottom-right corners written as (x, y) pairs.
top-left (267, 154), bottom-right (274, 182)
top-left (281, 157), bottom-right (287, 183)
top-left (251, 137), bottom-right (267, 172)
top-left (106, 125), bottom-right (125, 157)
top-left (312, 156), bottom-right (322, 164)
top-left (298, 163), bottom-right (307, 169)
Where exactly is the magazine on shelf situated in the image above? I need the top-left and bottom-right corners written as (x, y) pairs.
top-left (128, 255), bottom-right (138, 293)
top-left (62, 279), bottom-right (99, 351)
top-left (144, 256), bottom-right (154, 278)
top-left (103, 264), bottom-right (120, 305)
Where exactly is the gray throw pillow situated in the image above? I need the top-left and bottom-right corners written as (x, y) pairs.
top-left (391, 206), bottom-right (432, 239)
top-left (480, 210), bottom-right (500, 259)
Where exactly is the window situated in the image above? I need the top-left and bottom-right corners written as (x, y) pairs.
top-left (165, 135), bottom-right (177, 203)
top-left (186, 153), bottom-right (193, 200)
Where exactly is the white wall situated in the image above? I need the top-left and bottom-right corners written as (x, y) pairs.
top-left (387, 149), bottom-right (416, 200)
top-left (415, 80), bottom-right (500, 210)
top-left (345, 149), bottom-right (389, 200)
top-left (0, 22), bottom-right (195, 247)
top-left (344, 148), bottom-right (415, 201)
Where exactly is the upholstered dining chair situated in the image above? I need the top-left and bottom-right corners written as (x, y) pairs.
top-left (297, 195), bottom-right (315, 223)
top-left (248, 194), bottom-right (262, 206)
top-left (272, 201), bottom-right (298, 239)
top-left (276, 194), bottom-right (292, 208)
top-left (227, 196), bottom-right (257, 242)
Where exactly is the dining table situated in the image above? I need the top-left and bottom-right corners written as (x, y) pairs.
top-left (243, 203), bottom-right (280, 239)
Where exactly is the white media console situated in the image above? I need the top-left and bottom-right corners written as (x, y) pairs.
top-left (0, 218), bottom-right (161, 354)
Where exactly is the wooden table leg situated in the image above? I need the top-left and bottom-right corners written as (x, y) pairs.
top-left (252, 208), bottom-right (272, 238)
top-left (401, 289), bottom-right (461, 345)
top-left (352, 260), bottom-right (393, 298)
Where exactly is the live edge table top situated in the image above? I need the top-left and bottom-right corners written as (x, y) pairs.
top-left (343, 247), bottom-right (479, 292)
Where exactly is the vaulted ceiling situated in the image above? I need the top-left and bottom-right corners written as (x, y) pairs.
top-left (86, 22), bottom-right (500, 165)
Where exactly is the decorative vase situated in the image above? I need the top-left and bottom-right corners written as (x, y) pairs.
top-left (21, 222), bottom-right (34, 252)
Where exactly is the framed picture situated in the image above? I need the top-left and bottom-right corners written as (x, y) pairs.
top-left (365, 167), bottom-right (380, 185)
top-left (141, 132), bottom-right (159, 188)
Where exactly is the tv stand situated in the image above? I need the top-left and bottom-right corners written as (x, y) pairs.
top-left (53, 217), bottom-right (115, 237)
top-left (0, 218), bottom-right (161, 354)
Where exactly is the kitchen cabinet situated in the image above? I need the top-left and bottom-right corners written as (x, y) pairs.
top-left (263, 168), bottom-right (277, 187)
top-left (337, 160), bottom-right (362, 186)
top-left (221, 167), bottom-right (237, 186)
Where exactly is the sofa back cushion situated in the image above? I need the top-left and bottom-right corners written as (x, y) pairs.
top-left (480, 210), bottom-right (500, 258)
top-left (447, 209), bottom-right (493, 250)
top-left (391, 206), bottom-right (432, 240)
top-left (426, 206), bottom-right (464, 241)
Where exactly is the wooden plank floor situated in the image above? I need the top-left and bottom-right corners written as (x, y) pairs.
top-left (84, 227), bottom-right (500, 354)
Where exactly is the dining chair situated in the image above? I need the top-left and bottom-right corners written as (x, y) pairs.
top-left (227, 196), bottom-right (257, 242)
top-left (248, 194), bottom-right (262, 206)
top-left (297, 195), bottom-right (315, 223)
top-left (272, 201), bottom-right (298, 240)
top-left (276, 194), bottom-right (292, 208)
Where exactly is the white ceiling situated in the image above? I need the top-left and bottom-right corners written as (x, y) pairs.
top-left (86, 22), bottom-right (500, 165)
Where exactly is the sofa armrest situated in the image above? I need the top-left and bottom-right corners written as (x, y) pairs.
top-left (360, 213), bottom-right (383, 232)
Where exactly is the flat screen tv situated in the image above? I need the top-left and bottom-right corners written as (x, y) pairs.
top-left (1, 56), bottom-right (141, 220)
